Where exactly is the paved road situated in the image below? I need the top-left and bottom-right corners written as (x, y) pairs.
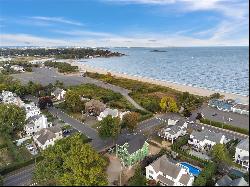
top-left (12, 68), bottom-right (146, 111)
top-left (3, 165), bottom-right (34, 186)
top-left (48, 107), bottom-right (113, 151)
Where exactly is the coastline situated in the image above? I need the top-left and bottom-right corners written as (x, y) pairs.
top-left (68, 60), bottom-right (249, 104)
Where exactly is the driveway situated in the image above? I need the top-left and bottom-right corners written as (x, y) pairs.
top-left (105, 154), bottom-right (122, 186)
top-left (12, 67), bottom-right (146, 111)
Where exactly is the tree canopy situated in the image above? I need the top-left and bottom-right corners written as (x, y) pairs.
top-left (159, 96), bottom-right (178, 113)
top-left (64, 90), bottom-right (83, 112)
top-left (211, 143), bottom-right (232, 165)
top-left (98, 115), bottom-right (121, 141)
top-left (0, 104), bottom-right (26, 134)
top-left (33, 133), bottom-right (108, 186)
top-left (122, 112), bottom-right (140, 132)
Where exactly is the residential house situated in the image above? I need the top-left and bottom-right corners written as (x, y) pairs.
top-left (85, 99), bottom-right (106, 116)
top-left (23, 102), bottom-right (41, 120)
top-left (116, 134), bottom-right (149, 167)
top-left (146, 155), bottom-right (194, 186)
top-left (33, 126), bottom-right (63, 150)
top-left (158, 119), bottom-right (188, 144)
top-left (97, 108), bottom-right (119, 121)
top-left (188, 129), bottom-right (227, 151)
top-left (24, 115), bottom-right (49, 136)
top-left (0, 90), bottom-right (24, 107)
top-left (215, 175), bottom-right (248, 186)
top-left (235, 138), bottom-right (249, 171)
top-left (51, 88), bottom-right (67, 101)
top-left (10, 65), bottom-right (25, 72)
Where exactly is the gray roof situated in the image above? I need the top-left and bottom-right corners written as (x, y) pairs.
top-left (216, 175), bottom-right (248, 186)
top-left (35, 126), bottom-right (61, 145)
top-left (157, 175), bottom-right (175, 186)
top-left (52, 88), bottom-right (64, 96)
top-left (179, 173), bottom-right (192, 185)
top-left (28, 115), bottom-right (43, 122)
top-left (127, 135), bottom-right (147, 154)
top-left (191, 129), bottom-right (224, 143)
top-left (230, 177), bottom-right (248, 186)
top-left (151, 155), bottom-right (182, 179)
top-left (116, 134), bottom-right (147, 154)
top-left (216, 175), bottom-right (232, 186)
top-left (236, 138), bottom-right (249, 152)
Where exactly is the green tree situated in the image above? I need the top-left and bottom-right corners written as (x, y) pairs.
top-left (122, 112), bottom-right (140, 132)
top-left (64, 90), bottom-right (82, 112)
top-left (159, 96), bottom-right (178, 113)
top-left (211, 144), bottom-right (231, 164)
top-left (128, 166), bottom-right (147, 186)
top-left (0, 104), bottom-right (26, 134)
top-left (98, 115), bottom-right (120, 142)
top-left (0, 174), bottom-right (3, 186)
top-left (33, 133), bottom-right (108, 186)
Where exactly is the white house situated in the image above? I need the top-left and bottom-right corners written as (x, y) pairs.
top-left (33, 126), bottom-right (63, 150)
top-left (188, 129), bottom-right (226, 151)
top-left (97, 108), bottom-right (119, 121)
top-left (215, 175), bottom-right (248, 186)
top-left (24, 115), bottom-right (49, 136)
top-left (235, 138), bottom-right (249, 171)
top-left (23, 102), bottom-right (41, 120)
top-left (10, 65), bottom-right (25, 72)
top-left (146, 155), bottom-right (194, 186)
top-left (51, 88), bottom-right (66, 101)
top-left (0, 91), bottom-right (24, 107)
top-left (158, 119), bottom-right (188, 144)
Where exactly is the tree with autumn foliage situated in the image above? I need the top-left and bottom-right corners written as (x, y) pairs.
top-left (159, 96), bottom-right (178, 113)
top-left (122, 112), bottom-right (140, 132)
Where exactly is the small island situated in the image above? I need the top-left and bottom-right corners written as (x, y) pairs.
top-left (150, 49), bottom-right (167, 52)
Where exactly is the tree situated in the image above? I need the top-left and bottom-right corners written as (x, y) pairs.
top-left (38, 97), bottom-right (53, 109)
top-left (98, 115), bottom-right (120, 142)
top-left (33, 133), bottom-right (108, 186)
top-left (64, 90), bottom-right (82, 112)
top-left (128, 166), bottom-right (147, 186)
top-left (0, 174), bottom-right (3, 186)
top-left (104, 72), bottom-right (113, 83)
top-left (159, 96), bottom-right (178, 113)
top-left (122, 112), bottom-right (140, 132)
top-left (211, 144), bottom-right (231, 165)
top-left (54, 80), bottom-right (64, 89)
top-left (0, 104), bottom-right (26, 134)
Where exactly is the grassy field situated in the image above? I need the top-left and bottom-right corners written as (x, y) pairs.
top-left (86, 72), bottom-right (205, 113)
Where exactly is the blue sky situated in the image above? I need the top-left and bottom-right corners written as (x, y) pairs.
top-left (0, 0), bottom-right (249, 47)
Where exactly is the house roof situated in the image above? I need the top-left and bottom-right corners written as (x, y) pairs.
top-left (191, 129), bottom-right (224, 143)
top-left (179, 173), bottom-right (192, 185)
top-left (35, 126), bottom-right (61, 145)
top-left (52, 88), bottom-right (65, 96)
top-left (233, 104), bottom-right (249, 111)
top-left (236, 138), bottom-right (249, 152)
top-left (157, 175), bottom-right (175, 186)
top-left (28, 115), bottom-right (43, 122)
top-left (216, 175), bottom-right (248, 186)
top-left (230, 177), bottom-right (249, 186)
top-left (216, 175), bottom-right (232, 186)
top-left (151, 155), bottom-right (182, 179)
top-left (116, 134), bottom-right (147, 154)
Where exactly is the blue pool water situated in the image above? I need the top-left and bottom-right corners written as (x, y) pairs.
top-left (179, 162), bottom-right (201, 176)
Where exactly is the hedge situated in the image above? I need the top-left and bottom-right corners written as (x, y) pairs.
top-left (200, 118), bottom-right (249, 135)
top-left (0, 155), bottom-right (43, 175)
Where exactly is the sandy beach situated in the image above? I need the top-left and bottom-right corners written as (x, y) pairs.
top-left (69, 60), bottom-right (249, 104)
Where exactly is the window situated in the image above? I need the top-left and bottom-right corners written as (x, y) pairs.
top-left (149, 175), bottom-right (153, 179)
top-left (149, 170), bottom-right (154, 174)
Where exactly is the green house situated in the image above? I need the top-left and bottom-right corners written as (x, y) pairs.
top-left (115, 135), bottom-right (149, 167)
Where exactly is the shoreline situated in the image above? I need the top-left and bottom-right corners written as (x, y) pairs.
top-left (68, 60), bottom-right (249, 104)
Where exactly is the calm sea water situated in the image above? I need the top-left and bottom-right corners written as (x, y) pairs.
top-left (79, 47), bottom-right (249, 96)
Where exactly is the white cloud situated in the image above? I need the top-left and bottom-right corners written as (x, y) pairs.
top-left (29, 16), bottom-right (83, 26)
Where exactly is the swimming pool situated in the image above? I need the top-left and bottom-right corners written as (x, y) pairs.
top-left (179, 162), bottom-right (201, 176)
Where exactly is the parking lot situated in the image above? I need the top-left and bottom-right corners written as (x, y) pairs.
top-left (197, 104), bottom-right (249, 130)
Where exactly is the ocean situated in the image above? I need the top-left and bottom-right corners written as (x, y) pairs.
top-left (78, 47), bottom-right (249, 96)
